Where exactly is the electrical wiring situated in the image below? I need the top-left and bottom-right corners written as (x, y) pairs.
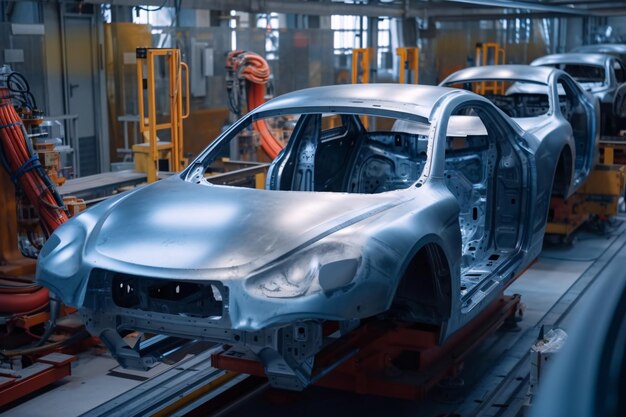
top-left (7, 72), bottom-right (36, 110)
top-left (226, 51), bottom-right (283, 159)
top-left (0, 87), bottom-right (69, 237)
top-left (0, 71), bottom-right (69, 341)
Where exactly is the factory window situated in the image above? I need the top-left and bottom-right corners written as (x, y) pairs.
top-left (500, 18), bottom-right (532, 44)
top-left (132, 5), bottom-right (175, 26)
top-left (101, 4), bottom-right (111, 23)
top-left (131, 5), bottom-right (174, 46)
top-left (257, 13), bottom-right (280, 60)
top-left (377, 17), bottom-right (392, 70)
top-left (332, 16), bottom-right (394, 71)
top-left (332, 15), bottom-right (368, 54)
top-left (230, 10), bottom-right (237, 50)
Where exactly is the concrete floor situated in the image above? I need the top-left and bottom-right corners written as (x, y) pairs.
top-left (1, 222), bottom-right (621, 417)
top-left (1, 348), bottom-right (180, 417)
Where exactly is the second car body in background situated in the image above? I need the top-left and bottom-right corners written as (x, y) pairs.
top-left (441, 64), bottom-right (599, 198)
top-left (531, 53), bottom-right (626, 135)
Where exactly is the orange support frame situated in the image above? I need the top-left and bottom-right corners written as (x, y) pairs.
top-left (396, 47), bottom-right (419, 84)
top-left (474, 42), bottom-right (506, 95)
top-left (351, 48), bottom-right (371, 84)
top-left (0, 353), bottom-right (75, 408)
top-left (213, 293), bottom-right (521, 400)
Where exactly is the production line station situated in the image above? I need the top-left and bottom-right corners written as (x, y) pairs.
top-left (1, 1), bottom-right (626, 416)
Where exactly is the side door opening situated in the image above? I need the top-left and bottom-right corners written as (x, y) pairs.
top-left (442, 105), bottom-right (526, 305)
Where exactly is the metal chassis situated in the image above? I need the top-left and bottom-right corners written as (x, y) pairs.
top-left (212, 293), bottom-right (521, 400)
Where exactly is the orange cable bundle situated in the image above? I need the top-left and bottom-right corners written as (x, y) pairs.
top-left (226, 51), bottom-right (282, 159)
top-left (0, 89), bottom-right (69, 238)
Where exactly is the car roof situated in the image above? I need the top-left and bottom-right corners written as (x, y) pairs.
top-left (440, 64), bottom-right (556, 86)
top-left (571, 43), bottom-right (626, 54)
top-left (531, 53), bottom-right (612, 67)
top-left (253, 83), bottom-right (469, 120)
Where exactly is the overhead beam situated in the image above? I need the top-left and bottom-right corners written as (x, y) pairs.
top-left (547, 1), bottom-right (626, 10)
top-left (430, 11), bottom-right (581, 20)
top-left (80, 0), bottom-right (626, 18)
top-left (441, 0), bottom-right (589, 15)
top-left (85, 0), bottom-right (406, 18)
top-left (546, 0), bottom-right (626, 5)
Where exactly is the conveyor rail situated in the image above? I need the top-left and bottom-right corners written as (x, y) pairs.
top-left (454, 219), bottom-right (626, 417)
top-left (80, 345), bottom-right (245, 417)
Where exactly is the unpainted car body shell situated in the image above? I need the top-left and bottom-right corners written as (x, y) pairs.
top-left (38, 84), bottom-right (556, 389)
top-left (571, 43), bottom-right (626, 60)
top-left (531, 53), bottom-right (624, 104)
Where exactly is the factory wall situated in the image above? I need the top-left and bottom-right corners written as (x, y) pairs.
top-left (0, 2), bottom-right (619, 168)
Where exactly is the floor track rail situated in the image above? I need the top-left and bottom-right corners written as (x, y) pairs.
top-left (455, 220), bottom-right (626, 417)
top-left (80, 346), bottom-right (243, 417)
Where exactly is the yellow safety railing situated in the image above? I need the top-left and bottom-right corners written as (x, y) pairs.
top-left (135, 48), bottom-right (190, 183)
top-left (396, 47), bottom-right (419, 84)
top-left (351, 48), bottom-right (371, 84)
top-left (474, 42), bottom-right (506, 95)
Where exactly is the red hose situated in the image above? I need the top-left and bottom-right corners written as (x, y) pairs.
top-left (0, 287), bottom-right (49, 314)
top-left (226, 51), bottom-right (283, 159)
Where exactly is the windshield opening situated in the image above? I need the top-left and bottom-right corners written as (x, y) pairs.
top-left (196, 111), bottom-right (430, 194)
top-left (444, 80), bottom-right (550, 118)
top-left (543, 63), bottom-right (606, 84)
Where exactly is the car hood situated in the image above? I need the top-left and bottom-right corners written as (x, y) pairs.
top-left (87, 177), bottom-right (408, 271)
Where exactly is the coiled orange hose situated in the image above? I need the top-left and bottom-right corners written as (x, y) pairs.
top-left (226, 51), bottom-right (283, 158)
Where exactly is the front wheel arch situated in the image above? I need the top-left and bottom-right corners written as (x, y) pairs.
top-left (391, 242), bottom-right (453, 326)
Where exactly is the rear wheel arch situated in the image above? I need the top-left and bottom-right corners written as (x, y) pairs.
top-left (551, 144), bottom-right (573, 197)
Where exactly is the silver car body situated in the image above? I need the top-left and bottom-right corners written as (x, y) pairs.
top-left (531, 53), bottom-right (626, 133)
top-left (441, 64), bottom-right (599, 198)
top-left (572, 43), bottom-right (626, 60)
top-left (38, 84), bottom-right (561, 390)
top-left (531, 53), bottom-right (625, 104)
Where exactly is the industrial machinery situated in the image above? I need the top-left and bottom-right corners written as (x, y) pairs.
top-left (0, 66), bottom-right (67, 274)
top-left (226, 50), bottom-right (282, 160)
top-left (0, 66), bottom-right (85, 407)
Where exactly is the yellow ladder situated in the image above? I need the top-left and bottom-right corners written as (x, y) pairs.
top-left (135, 48), bottom-right (190, 183)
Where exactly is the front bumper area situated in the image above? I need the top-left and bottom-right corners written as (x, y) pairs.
top-left (81, 269), bottom-right (328, 390)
